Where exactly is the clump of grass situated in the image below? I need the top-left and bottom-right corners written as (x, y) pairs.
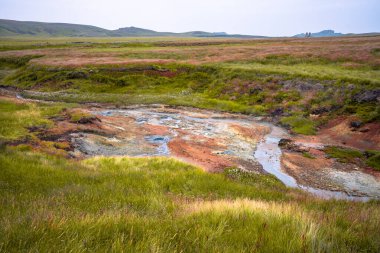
top-left (367, 155), bottom-right (380, 171)
top-left (224, 167), bottom-right (286, 190)
top-left (274, 90), bottom-right (301, 103)
top-left (324, 146), bottom-right (364, 163)
top-left (365, 150), bottom-right (380, 171)
top-left (280, 116), bottom-right (317, 135)
top-left (0, 98), bottom-right (73, 158)
top-left (354, 103), bottom-right (380, 123)
top-left (322, 146), bottom-right (380, 172)
top-left (371, 48), bottom-right (380, 56)
top-left (0, 55), bottom-right (42, 68)
top-left (68, 110), bottom-right (95, 123)
top-left (302, 152), bottom-right (315, 159)
top-left (0, 98), bottom-right (58, 141)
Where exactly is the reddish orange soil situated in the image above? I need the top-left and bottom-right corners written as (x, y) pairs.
top-left (290, 116), bottom-right (380, 151)
top-left (168, 136), bottom-right (234, 172)
top-left (282, 152), bottom-right (333, 172)
top-left (318, 116), bottom-right (380, 150)
top-left (142, 124), bottom-right (171, 135)
top-left (281, 152), bottom-right (340, 190)
top-left (230, 124), bottom-right (270, 143)
top-left (33, 57), bottom-right (175, 67)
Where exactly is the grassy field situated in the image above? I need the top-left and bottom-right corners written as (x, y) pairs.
top-left (1, 36), bottom-right (379, 134)
top-left (0, 36), bottom-right (380, 252)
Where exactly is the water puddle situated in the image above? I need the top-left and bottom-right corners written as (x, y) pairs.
top-left (254, 126), bottom-right (298, 188)
top-left (145, 135), bottom-right (171, 156)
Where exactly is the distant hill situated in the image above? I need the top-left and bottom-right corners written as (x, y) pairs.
top-left (111, 26), bottom-right (176, 37)
top-left (293, 30), bottom-right (380, 38)
top-left (1, 20), bottom-right (377, 38)
top-left (293, 30), bottom-right (344, 38)
top-left (0, 19), bottom-right (111, 37)
top-left (0, 19), bottom-right (264, 38)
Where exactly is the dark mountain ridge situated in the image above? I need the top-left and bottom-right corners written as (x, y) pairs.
top-left (1, 19), bottom-right (377, 38)
top-left (0, 19), bottom-right (264, 38)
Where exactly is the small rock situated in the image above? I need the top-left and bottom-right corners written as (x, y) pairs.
top-left (249, 87), bottom-right (262, 95)
top-left (77, 116), bottom-right (101, 124)
top-left (271, 108), bottom-right (284, 117)
top-left (278, 139), bottom-right (307, 153)
top-left (311, 107), bottom-right (329, 115)
top-left (66, 71), bottom-right (88, 79)
top-left (278, 139), bottom-right (293, 148)
top-left (350, 121), bottom-right (363, 129)
top-left (352, 89), bottom-right (380, 103)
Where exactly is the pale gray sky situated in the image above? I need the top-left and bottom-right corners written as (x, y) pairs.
top-left (0, 0), bottom-right (379, 36)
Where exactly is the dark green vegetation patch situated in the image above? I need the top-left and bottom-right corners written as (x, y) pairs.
top-left (2, 58), bottom-right (379, 135)
top-left (325, 146), bottom-right (380, 171)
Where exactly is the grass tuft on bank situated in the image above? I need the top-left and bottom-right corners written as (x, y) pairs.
top-left (0, 98), bottom-right (66, 141)
top-left (325, 146), bottom-right (380, 171)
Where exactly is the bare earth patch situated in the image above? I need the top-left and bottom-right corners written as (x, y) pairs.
top-left (318, 116), bottom-right (380, 150)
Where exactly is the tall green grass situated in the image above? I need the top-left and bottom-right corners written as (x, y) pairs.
top-left (280, 116), bottom-right (317, 135)
top-left (1, 148), bottom-right (380, 252)
top-left (221, 62), bottom-right (380, 85)
top-left (325, 146), bottom-right (380, 171)
top-left (0, 99), bottom-right (66, 141)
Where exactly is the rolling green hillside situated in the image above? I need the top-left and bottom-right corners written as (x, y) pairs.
top-left (0, 19), bottom-right (263, 38)
top-left (0, 19), bottom-right (110, 37)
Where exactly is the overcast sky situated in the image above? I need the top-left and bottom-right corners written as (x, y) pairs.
top-left (0, 0), bottom-right (379, 36)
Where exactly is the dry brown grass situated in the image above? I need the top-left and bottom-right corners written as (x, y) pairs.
top-left (1, 36), bottom-right (379, 67)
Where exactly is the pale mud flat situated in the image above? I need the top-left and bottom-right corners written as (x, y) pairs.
top-left (330, 171), bottom-right (380, 197)
top-left (69, 106), bottom-right (380, 201)
top-left (281, 145), bottom-right (380, 200)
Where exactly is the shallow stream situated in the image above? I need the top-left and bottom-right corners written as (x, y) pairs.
top-left (254, 124), bottom-right (371, 201)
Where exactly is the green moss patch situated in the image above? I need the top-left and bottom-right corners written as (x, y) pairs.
top-left (324, 147), bottom-right (380, 171)
top-left (280, 116), bottom-right (317, 135)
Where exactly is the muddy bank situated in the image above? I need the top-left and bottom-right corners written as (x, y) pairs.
top-left (281, 149), bottom-right (380, 200)
top-left (254, 125), bottom-right (379, 200)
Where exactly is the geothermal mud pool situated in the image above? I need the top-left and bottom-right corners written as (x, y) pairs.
top-left (71, 107), bottom-right (267, 172)
top-left (69, 106), bottom-right (380, 201)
